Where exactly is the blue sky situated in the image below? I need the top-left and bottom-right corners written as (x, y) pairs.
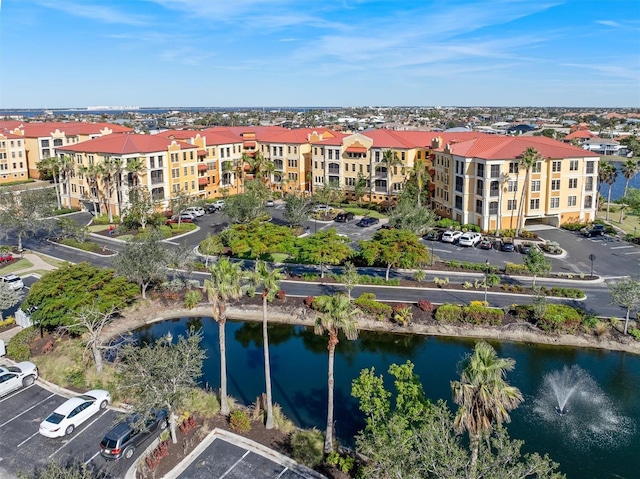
top-left (1, 0), bottom-right (638, 108)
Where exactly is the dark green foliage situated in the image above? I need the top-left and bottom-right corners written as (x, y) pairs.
top-left (539, 286), bottom-right (585, 298)
top-left (229, 410), bottom-right (252, 433)
top-left (436, 218), bottom-right (460, 229)
top-left (561, 221), bottom-right (588, 231)
top-left (6, 327), bottom-right (37, 361)
top-left (17, 460), bottom-right (105, 479)
top-left (221, 221), bottom-right (298, 259)
top-left (355, 275), bottom-right (400, 286)
top-left (59, 238), bottom-right (102, 253)
top-left (629, 328), bottom-right (640, 340)
top-left (461, 223), bottom-right (481, 232)
top-left (434, 303), bottom-right (463, 323)
top-left (22, 262), bottom-right (138, 331)
top-left (359, 229), bottom-right (429, 280)
top-left (290, 429), bottom-right (325, 468)
top-left (353, 293), bottom-right (393, 317)
top-left (537, 304), bottom-right (582, 332)
top-left (446, 260), bottom-right (499, 274)
top-left (462, 305), bottom-right (504, 325)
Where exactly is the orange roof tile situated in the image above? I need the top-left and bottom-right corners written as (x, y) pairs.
top-left (55, 133), bottom-right (197, 155)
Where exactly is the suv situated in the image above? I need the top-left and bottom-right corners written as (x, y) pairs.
top-left (0, 274), bottom-right (24, 291)
top-left (581, 224), bottom-right (606, 237)
top-left (100, 410), bottom-right (168, 460)
top-left (183, 206), bottom-right (205, 217)
top-left (334, 212), bottom-right (355, 222)
top-left (356, 216), bottom-right (380, 227)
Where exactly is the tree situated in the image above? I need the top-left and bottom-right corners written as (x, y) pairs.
top-left (36, 156), bottom-right (62, 210)
top-left (113, 231), bottom-right (170, 299)
top-left (496, 172), bottom-right (510, 234)
top-left (451, 341), bottom-right (523, 479)
top-left (58, 154), bottom-right (75, 209)
top-left (387, 190), bottom-right (435, 234)
top-left (22, 262), bottom-right (138, 332)
top-left (515, 148), bottom-right (542, 237)
top-left (295, 228), bottom-right (353, 278)
top-left (123, 186), bottom-right (156, 230)
top-left (283, 192), bottom-right (312, 226)
top-left (112, 158), bottom-right (125, 218)
top-left (203, 257), bottom-right (245, 416)
top-left (353, 173), bottom-right (369, 206)
top-left (58, 304), bottom-right (117, 373)
top-left (98, 158), bottom-right (116, 223)
top-left (79, 163), bottom-right (102, 216)
top-left (619, 159), bottom-right (639, 222)
top-left (126, 156), bottom-right (146, 187)
top-left (117, 329), bottom-right (206, 443)
top-left (313, 294), bottom-right (359, 453)
top-left (622, 187), bottom-right (640, 216)
top-left (0, 186), bottom-right (57, 251)
top-left (340, 261), bottom-right (360, 301)
top-left (224, 179), bottom-right (269, 224)
top-left (359, 229), bottom-right (429, 281)
top-left (608, 277), bottom-right (640, 335)
top-left (524, 246), bottom-right (552, 289)
top-left (377, 149), bottom-right (402, 207)
top-left (313, 181), bottom-right (342, 207)
top-left (17, 460), bottom-right (105, 479)
top-left (169, 187), bottom-right (194, 226)
top-left (250, 261), bottom-right (284, 429)
top-left (0, 282), bottom-right (21, 321)
top-left (600, 162), bottom-right (618, 221)
top-left (620, 134), bottom-right (640, 158)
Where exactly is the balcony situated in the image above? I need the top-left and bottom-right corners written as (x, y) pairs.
top-left (198, 177), bottom-right (209, 186)
top-left (328, 167), bottom-right (340, 175)
top-left (197, 163), bottom-right (208, 172)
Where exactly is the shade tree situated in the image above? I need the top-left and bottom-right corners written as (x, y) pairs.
top-left (358, 229), bottom-right (429, 280)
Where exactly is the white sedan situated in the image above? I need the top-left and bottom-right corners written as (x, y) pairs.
top-left (0, 362), bottom-right (38, 397)
top-left (39, 389), bottom-right (111, 438)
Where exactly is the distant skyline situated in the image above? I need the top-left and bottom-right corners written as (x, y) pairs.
top-left (1, 0), bottom-right (639, 109)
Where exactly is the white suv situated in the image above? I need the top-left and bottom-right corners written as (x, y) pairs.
top-left (441, 230), bottom-right (463, 244)
top-left (458, 232), bottom-right (481, 247)
top-left (183, 206), bottom-right (205, 217)
top-left (0, 274), bottom-right (24, 291)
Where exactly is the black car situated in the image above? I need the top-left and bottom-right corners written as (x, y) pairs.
top-left (519, 242), bottom-right (534, 254)
top-left (205, 204), bottom-right (218, 214)
top-left (500, 238), bottom-right (515, 252)
top-left (356, 216), bottom-right (380, 227)
top-left (581, 224), bottom-right (606, 237)
top-left (334, 212), bottom-right (355, 222)
top-left (100, 409), bottom-right (168, 460)
top-left (423, 229), bottom-right (444, 241)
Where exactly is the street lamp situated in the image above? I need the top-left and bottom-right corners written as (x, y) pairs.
top-left (484, 259), bottom-right (490, 305)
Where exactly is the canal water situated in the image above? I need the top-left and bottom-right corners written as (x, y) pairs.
top-left (132, 317), bottom-right (639, 479)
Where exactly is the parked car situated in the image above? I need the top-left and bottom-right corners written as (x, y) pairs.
top-left (479, 237), bottom-right (494, 250)
top-left (0, 273), bottom-right (24, 291)
top-left (541, 241), bottom-right (562, 254)
top-left (0, 362), bottom-right (38, 397)
top-left (0, 252), bottom-right (13, 263)
top-left (100, 409), bottom-right (168, 460)
top-left (334, 212), bottom-right (355, 222)
top-left (183, 206), bottom-right (205, 217)
top-left (500, 238), bottom-right (515, 252)
top-left (581, 224), bottom-right (606, 237)
top-left (179, 211), bottom-right (198, 222)
top-left (423, 229), bottom-right (444, 241)
top-left (211, 200), bottom-right (225, 210)
top-left (441, 230), bottom-right (463, 244)
top-left (377, 224), bottom-right (395, 231)
top-left (265, 199), bottom-right (275, 207)
top-left (458, 232), bottom-right (481, 247)
top-left (356, 216), bottom-right (380, 227)
top-left (312, 204), bottom-right (332, 214)
top-left (39, 390), bottom-right (111, 438)
top-left (165, 215), bottom-right (193, 225)
top-left (519, 242), bottom-right (538, 254)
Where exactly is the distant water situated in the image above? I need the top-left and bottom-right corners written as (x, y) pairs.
top-left (605, 164), bottom-right (640, 200)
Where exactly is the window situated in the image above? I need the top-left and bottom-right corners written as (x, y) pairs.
top-left (584, 195), bottom-right (593, 208)
top-left (477, 163), bottom-right (485, 178)
top-left (532, 161), bottom-right (542, 173)
top-left (328, 150), bottom-right (333, 160)
top-left (375, 151), bottom-right (380, 162)
top-left (508, 180), bottom-right (518, 192)
top-left (158, 156), bottom-right (163, 167)
top-left (569, 178), bottom-right (577, 189)
top-left (190, 166), bottom-right (195, 175)
top-left (489, 201), bottom-right (498, 214)
top-left (150, 157), bottom-right (155, 169)
top-left (41, 139), bottom-right (50, 147)
top-left (279, 147), bottom-right (283, 156)
top-left (476, 179), bottom-right (484, 196)
top-left (475, 199), bottom-right (483, 214)
top-left (53, 138), bottom-right (63, 147)
top-left (585, 177), bottom-right (593, 191)
top-left (552, 161), bottom-right (562, 172)
top-left (551, 180), bottom-right (560, 191)
top-left (550, 197), bottom-right (559, 208)
top-left (455, 195), bottom-right (463, 210)
top-left (490, 181), bottom-right (499, 197)
top-left (171, 168), bottom-right (179, 178)
top-left (586, 161), bottom-right (594, 174)
top-left (455, 176), bottom-right (463, 192)
top-left (288, 172), bottom-right (298, 181)
top-left (507, 199), bottom-right (517, 211)
top-left (567, 196), bottom-right (577, 207)
top-left (531, 180), bottom-right (541, 192)
top-left (183, 167), bottom-right (187, 176)
top-left (508, 162), bottom-right (519, 174)
top-left (530, 198), bottom-right (540, 210)
top-left (287, 159), bottom-right (298, 168)
top-left (570, 160), bottom-right (579, 171)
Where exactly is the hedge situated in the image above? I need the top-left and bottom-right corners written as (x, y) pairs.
top-left (462, 305), bottom-right (504, 325)
top-left (6, 326), bottom-right (37, 361)
top-left (59, 238), bottom-right (102, 253)
top-left (505, 263), bottom-right (530, 275)
top-left (353, 293), bottom-right (393, 317)
top-left (434, 304), bottom-right (463, 323)
top-left (537, 304), bottom-right (582, 333)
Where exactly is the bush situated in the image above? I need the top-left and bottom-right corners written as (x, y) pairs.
top-left (417, 299), bottom-right (434, 313)
top-left (183, 290), bottom-right (202, 309)
top-left (6, 326), bottom-right (37, 361)
top-left (436, 218), bottom-right (460, 229)
top-left (505, 263), bottom-right (530, 275)
top-left (511, 304), bottom-right (532, 321)
top-left (434, 304), bottom-right (463, 323)
top-left (0, 316), bottom-right (16, 328)
top-left (304, 296), bottom-right (315, 308)
top-left (519, 229), bottom-right (539, 239)
top-left (276, 290), bottom-right (286, 300)
top-left (540, 286), bottom-right (585, 299)
top-left (498, 229), bottom-right (515, 238)
top-left (291, 429), bottom-right (325, 468)
top-left (462, 305), bottom-right (504, 325)
top-left (301, 273), bottom-right (320, 281)
top-left (59, 238), bottom-right (101, 253)
top-left (229, 409), bottom-right (252, 433)
top-left (561, 221), bottom-right (588, 231)
top-left (445, 260), bottom-right (499, 274)
top-left (326, 451), bottom-right (355, 473)
top-left (461, 223), bottom-right (481, 232)
top-left (629, 328), bottom-right (640, 341)
top-left (392, 304), bottom-right (413, 326)
top-left (537, 304), bottom-right (582, 333)
top-left (354, 293), bottom-right (393, 317)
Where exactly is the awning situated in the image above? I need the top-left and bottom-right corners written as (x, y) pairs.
top-left (197, 149), bottom-right (207, 156)
top-left (346, 146), bottom-right (367, 153)
top-left (243, 141), bottom-right (256, 148)
top-left (198, 177), bottom-right (209, 186)
top-left (197, 163), bottom-right (208, 171)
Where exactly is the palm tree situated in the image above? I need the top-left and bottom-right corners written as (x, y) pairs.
top-left (79, 163), bottom-right (100, 215)
top-left (313, 294), bottom-right (359, 453)
top-left (38, 156), bottom-right (62, 209)
top-left (412, 157), bottom-right (427, 207)
top-left (126, 157), bottom-right (146, 187)
top-left (112, 158), bottom-right (125, 218)
top-left (601, 162), bottom-right (619, 221)
top-left (597, 160), bottom-right (612, 212)
top-left (619, 159), bottom-right (640, 222)
top-left (377, 149), bottom-right (402, 208)
top-left (515, 147), bottom-right (542, 237)
top-left (451, 341), bottom-right (523, 479)
top-left (203, 258), bottom-right (245, 416)
top-left (98, 158), bottom-right (115, 223)
top-left (495, 172), bottom-right (510, 235)
top-left (250, 261), bottom-right (284, 429)
top-left (58, 154), bottom-right (75, 209)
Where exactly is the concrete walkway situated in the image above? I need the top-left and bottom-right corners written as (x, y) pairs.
top-left (12, 253), bottom-right (59, 275)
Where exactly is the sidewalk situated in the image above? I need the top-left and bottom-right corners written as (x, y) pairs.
top-left (13, 253), bottom-right (58, 276)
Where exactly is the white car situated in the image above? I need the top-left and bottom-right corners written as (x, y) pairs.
top-left (212, 200), bottom-right (225, 210)
top-left (183, 206), bottom-right (205, 217)
top-left (265, 199), bottom-right (275, 207)
top-left (458, 232), bottom-right (481, 247)
top-left (441, 230), bottom-right (463, 243)
top-left (39, 389), bottom-right (111, 438)
top-left (312, 205), bottom-right (332, 213)
top-left (0, 274), bottom-right (24, 291)
top-left (0, 362), bottom-right (38, 397)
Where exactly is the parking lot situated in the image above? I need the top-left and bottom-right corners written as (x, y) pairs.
top-left (0, 384), bottom-right (139, 479)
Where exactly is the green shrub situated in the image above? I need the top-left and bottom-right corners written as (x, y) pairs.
top-left (354, 293), bottom-right (393, 317)
top-left (498, 229), bottom-right (515, 238)
top-left (538, 304), bottom-right (582, 333)
top-left (326, 451), bottom-right (355, 473)
top-left (561, 221), bottom-right (588, 231)
top-left (53, 207), bottom-right (79, 215)
top-left (183, 290), bottom-right (202, 309)
top-left (445, 260), bottom-right (499, 274)
top-left (59, 238), bottom-right (101, 253)
top-left (519, 229), bottom-right (539, 239)
top-left (291, 429), bottom-right (325, 468)
top-left (434, 304), bottom-right (463, 323)
top-left (92, 214), bottom-right (120, 225)
top-left (229, 409), bottom-right (252, 433)
top-left (301, 273), bottom-right (320, 281)
top-left (629, 328), bottom-right (640, 341)
top-left (6, 327), bottom-right (37, 361)
top-left (462, 305), bottom-right (504, 325)
top-left (461, 223), bottom-right (481, 232)
top-left (511, 304), bottom-right (532, 321)
top-left (392, 304), bottom-right (413, 326)
top-left (581, 314), bottom-right (599, 329)
top-left (540, 287), bottom-right (585, 299)
top-left (0, 316), bottom-right (16, 328)
top-left (436, 218), bottom-right (460, 229)
top-left (505, 263), bottom-right (530, 275)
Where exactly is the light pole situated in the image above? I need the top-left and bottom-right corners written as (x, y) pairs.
top-left (484, 259), bottom-right (490, 305)
top-left (430, 241), bottom-right (435, 266)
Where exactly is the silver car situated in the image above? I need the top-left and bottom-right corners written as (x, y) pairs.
top-left (0, 361), bottom-right (38, 397)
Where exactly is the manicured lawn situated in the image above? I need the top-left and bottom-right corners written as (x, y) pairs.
top-left (270, 253), bottom-right (290, 263)
top-left (597, 205), bottom-right (640, 236)
top-left (0, 259), bottom-right (33, 273)
top-left (341, 207), bottom-right (387, 219)
top-left (88, 224), bottom-right (110, 232)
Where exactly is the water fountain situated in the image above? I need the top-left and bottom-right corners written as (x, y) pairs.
top-left (531, 365), bottom-right (635, 449)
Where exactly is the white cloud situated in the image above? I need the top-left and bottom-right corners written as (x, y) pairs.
top-left (35, 0), bottom-right (151, 26)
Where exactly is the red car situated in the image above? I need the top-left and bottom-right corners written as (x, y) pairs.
top-left (165, 216), bottom-right (193, 225)
top-left (0, 253), bottom-right (13, 263)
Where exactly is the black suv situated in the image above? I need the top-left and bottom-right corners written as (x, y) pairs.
top-left (356, 216), bottom-right (380, 227)
top-left (581, 224), bottom-right (606, 237)
top-left (100, 409), bottom-right (168, 460)
top-left (334, 212), bottom-right (355, 222)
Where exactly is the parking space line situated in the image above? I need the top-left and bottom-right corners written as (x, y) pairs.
top-left (16, 431), bottom-right (40, 448)
top-left (219, 450), bottom-right (249, 479)
top-left (0, 393), bottom-right (55, 428)
top-left (624, 251), bottom-right (640, 255)
top-left (84, 450), bottom-right (101, 465)
top-left (275, 467), bottom-right (289, 478)
top-left (0, 384), bottom-right (36, 403)
top-left (611, 245), bottom-right (633, 250)
top-left (47, 409), bottom-right (109, 459)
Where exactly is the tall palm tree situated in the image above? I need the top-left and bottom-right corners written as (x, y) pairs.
top-left (112, 158), bottom-right (125, 218)
top-left (601, 162), bottom-right (619, 221)
top-left (98, 158), bottom-right (115, 223)
top-left (496, 172), bottom-right (510, 235)
top-left (597, 160), bottom-right (612, 212)
top-left (203, 258), bottom-right (245, 416)
top-left (377, 149), bottom-right (402, 208)
top-left (79, 163), bottom-right (101, 215)
top-left (619, 159), bottom-right (640, 222)
top-left (58, 154), bottom-right (75, 209)
top-left (515, 147), bottom-right (542, 237)
top-left (38, 156), bottom-right (62, 209)
top-left (250, 261), bottom-right (284, 429)
top-left (313, 294), bottom-right (359, 453)
top-left (451, 341), bottom-right (523, 479)
top-left (412, 157), bottom-right (427, 207)
top-left (126, 157), bottom-right (146, 187)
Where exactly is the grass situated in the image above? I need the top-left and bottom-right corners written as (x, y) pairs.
top-left (597, 205), bottom-right (640, 235)
top-left (341, 207), bottom-right (387, 218)
top-left (270, 253), bottom-right (290, 263)
top-left (88, 224), bottom-right (110, 232)
top-left (0, 258), bottom-right (34, 273)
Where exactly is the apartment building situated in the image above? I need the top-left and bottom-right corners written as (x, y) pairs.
top-left (0, 131), bottom-right (28, 184)
top-left (54, 133), bottom-right (199, 215)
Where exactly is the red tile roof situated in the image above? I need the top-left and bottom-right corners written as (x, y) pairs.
top-left (565, 130), bottom-right (596, 140)
top-left (55, 133), bottom-right (197, 155)
top-left (16, 121), bottom-right (131, 138)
